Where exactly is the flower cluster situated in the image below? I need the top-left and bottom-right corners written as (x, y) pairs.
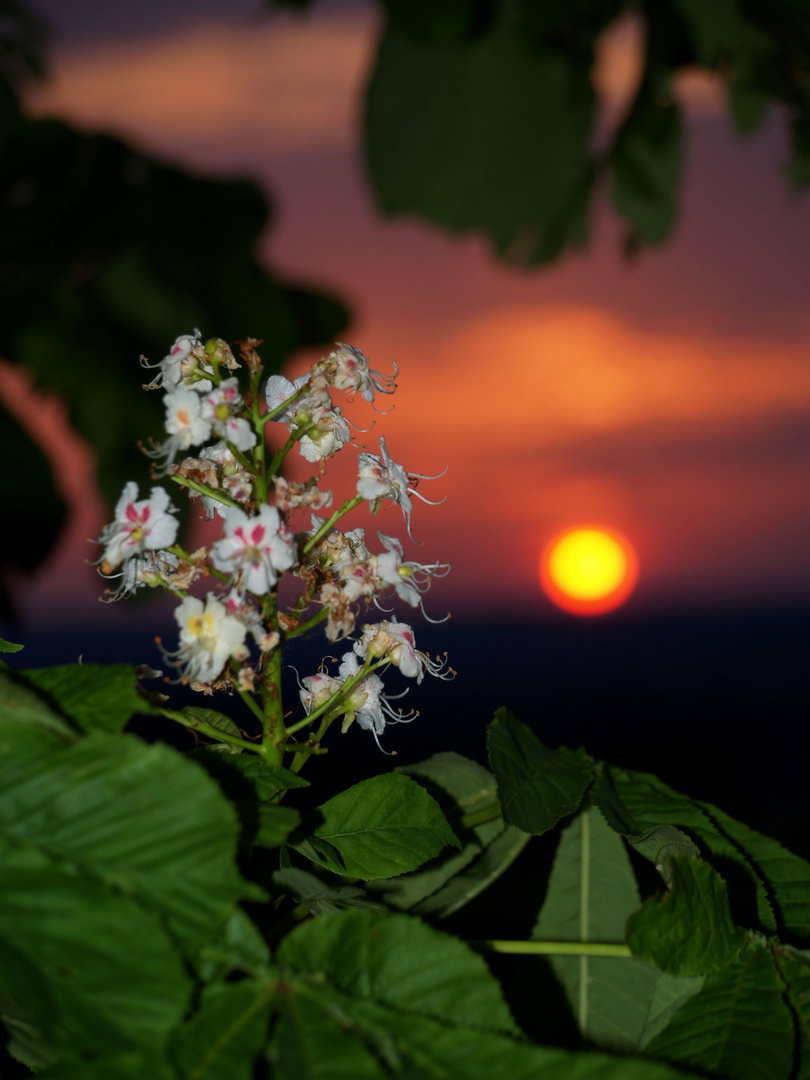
top-left (94, 333), bottom-right (451, 757)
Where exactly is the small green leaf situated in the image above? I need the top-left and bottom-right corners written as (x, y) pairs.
top-left (291, 772), bottom-right (459, 880)
top-left (192, 749), bottom-right (310, 806)
top-left (0, 637), bottom-right (23, 653)
top-left (367, 752), bottom-right (519, 914)
top-left (487, 708), bottom-right (592, 835)
top-left (20, 663), bottom-right (148, 734)
top-left (183, 705), bottom-right (245, 744)
top-left (627, 856), bottom-right (746, 976)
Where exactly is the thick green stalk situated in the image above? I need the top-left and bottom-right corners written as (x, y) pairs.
top-left (261, 637), bottom-right (286, 765)
top-left (475, 940), bottom-right (632, 958)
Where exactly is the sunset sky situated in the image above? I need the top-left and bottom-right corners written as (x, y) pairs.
top-left (14, 0), bottom-right (810, 627)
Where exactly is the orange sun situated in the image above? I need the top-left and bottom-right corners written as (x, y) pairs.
top-left (539, 526), bottom-right (638, 616)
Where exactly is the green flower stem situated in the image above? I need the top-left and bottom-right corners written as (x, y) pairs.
top-left (159, 706), bottom-right (263, 756)
top-left (260, 380), bottom-right (312, 429)
top-left (238, 686), bottom-right (267, 727)
top-left (284, 606), bottom-right (329, 640)
top-left (165, 544), bottom-right (229, 584)
top-left (474, 940), bottom-right (632, 958)
top-left (459, 803), bottom-right (504, 829)
top-left (267, 430), bottom-right (299, 479)
top-left (253, 437), bottom-right (267, 504)
top-left (225, 439), bottom-right (253, 474)
top-left (169, 474), bottom-right (240, 510)
top-left (285, 656), bottom-right (384, 737)
top-left (301, 494), bottom-right (363, 556)
top-left (289, 712), bottom-right (337, 775)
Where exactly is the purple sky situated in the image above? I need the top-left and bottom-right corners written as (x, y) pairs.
top-left (13, 0), bottom-right (810, 627)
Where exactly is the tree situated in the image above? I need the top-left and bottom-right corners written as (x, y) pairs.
top-left (276, 0), bottom-right (810, 261)
top-left (0, 0), bottom-right (348, 613)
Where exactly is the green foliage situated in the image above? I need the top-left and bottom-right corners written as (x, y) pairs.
top-left (487, 707), bottom-right (592, 834)
top-left (291, 772), bottom-right (460, 879)
top-left (352, 0), bottom-right (810, 263)
top-left (626, 856), bottom-right (746, 975)
top-left (365, 1), bottom-right (594, 265)
top-left (19, 662), bottom-right (151, 734)
top-left (1, 5), bottom-right (349, 592)
top-left (366, 751), bottom-right (529, 916)
top-left (593, 762), bottom-right (810, 940)
top-left (644, 942), bottom-right (795, 1080)
top-left (3, 658), bottom-right (810, 1078)
top-left (533, 805), bottom-right (660, 1049)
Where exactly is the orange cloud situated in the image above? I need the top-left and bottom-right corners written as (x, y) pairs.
top-left (26, 11), bottom-right (377, 160)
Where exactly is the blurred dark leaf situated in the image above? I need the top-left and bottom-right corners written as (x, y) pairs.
top-left (0, 116), bottom-right (348, 584)
top-left (379, 0), bottom-right (497, 45)
top-left (0, 0), bottom-right (48, 130)
top-left (365, 2), bottom-right (595, 266)
top-left (609, 68), bottom-right (684, 246)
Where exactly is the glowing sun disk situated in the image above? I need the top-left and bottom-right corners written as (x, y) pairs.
top-left (540, 527), bottom-right (638, 616)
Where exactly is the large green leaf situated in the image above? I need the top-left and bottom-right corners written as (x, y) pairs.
top-left (193, 906), bottom-right (272, 985)
top-left (290, 772), bottom-right (459, 880)
top-left (272, 979), bottom-right (707, 1080)
top-left (0, 668), bottom-right (77, 738)
top-left (533, 804), bottom-right (660, 1051)
top-left (0, 836), bottom-right (190, 1062)
top-left (20, 662), bottom-right (149, 734)
top-left (626, 856), bottom-right (746, 976)
top-left (411, 819), bottom-right (529, 918)
top-left (487, 708), bottom-right (592, 835)
top-left (772, 948), bottom-right (810, 1080)
top-left (365, 2), bottom-right (594, 264)
top-left (0, 724), bottom-right (250, 953)
top-left (36, 1053), bottom-right (180, 1080)
top-left (593, 763), bottom-right (810, 941)
top-left (644, 941), bottom-right (794, 1080)
top-left (279, 909), bottom-right (517, 1034)
top-left (270, 985), bottom-right (388, 1080)
top-left (366, 751), bottom-right (526, 915)
top-left (171, 980), bottom-right (274, 1080)
top-left (638, 972), bottom-right (706, 1050)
